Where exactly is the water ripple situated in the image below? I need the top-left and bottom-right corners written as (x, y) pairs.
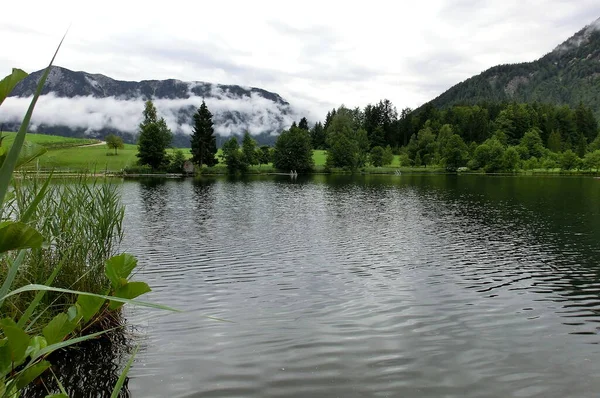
top-left (119, 175), bottom-right (600, 398)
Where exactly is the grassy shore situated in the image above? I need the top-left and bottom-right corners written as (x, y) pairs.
top-left (4, 132), bottom-right (598, 176)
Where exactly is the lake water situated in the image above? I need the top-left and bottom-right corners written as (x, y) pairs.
top-left (118, 174), bottom-right (600, 397)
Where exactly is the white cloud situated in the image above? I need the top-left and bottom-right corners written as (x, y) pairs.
top-left (1, 90), bottom-right (299, 137)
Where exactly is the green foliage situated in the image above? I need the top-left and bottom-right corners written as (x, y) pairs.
top-left (442, 134), bottom-right (468, 171)
top-left (105, 134), bottom-right (124, 155)
top-left (0, 44), bottom-right (173, 397)
top-left (503, 146), bottom-right (520, 171)
top-left (257, 145), bottom-right (272, 166)
top-left (241, 132), bottom-right (258, 166)
top-left (422, 26), bottom-right (600, 123)
top-left (547, 130), bottom-right (562, 152)
top-left (136, 101), bottom-right (173, 170)
top-left (560, 149), bottom-right (581, 170)
top-left (273, 127), bottom-right (314, 172)
top-left (324, 109), bottom-right (371, 171)
top-left (168, 149), bottom-right (186, 172)
top-left (472, 138), bottom-right (505, 172)
top-left (0, 222), bottom-right (43, 252)
top-left (190, 101), bottom-right (218, 167)
top-left (369, 146), bottom-right (385, 167)
top-left (0, 69), bottom-right (28, 106)
top-left (583, 150), bottom-right (600, 170)
top-left (382, 146), bottom-right (394, 166)
top-left (105, 253), bottom-right (138, 289)
top-left (221, 136), bottom-right (248, 174)
top-left (407, 127), bottom-right (436, 166)
top-left (326, 133), bottom-right (360, 171)
top-left (519, 128), bottom-right (545, 159)
top-left (298, 117), bottom-right (309, 131)
top-left (310, 122), bottom-right (326, 150)
top-left (2, 178), bottom-right (125, 317)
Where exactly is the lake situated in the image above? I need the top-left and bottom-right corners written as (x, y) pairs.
top-left (118, 174), bottom-right (600, 397)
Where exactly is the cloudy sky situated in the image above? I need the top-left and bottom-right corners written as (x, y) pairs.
top-left (2, 0), bottom-right (600, 121)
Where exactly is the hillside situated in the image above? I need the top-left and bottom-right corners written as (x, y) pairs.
top-left (2, 66), bottom-right (298, 147)
top-left (425, 18), bottom-right (600, 118)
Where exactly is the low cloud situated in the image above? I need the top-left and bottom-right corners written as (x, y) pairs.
top-left (0, 89), bottom-right (299, 137)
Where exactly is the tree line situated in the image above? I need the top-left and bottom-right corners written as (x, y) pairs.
top-left (132, 97), bottom-right (600, 174)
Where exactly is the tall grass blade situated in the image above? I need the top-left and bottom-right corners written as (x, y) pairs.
top-left (2, 284), bottom-right (179, 312)
top-left (0, 32), bottom-right (66, 204)
top-left (20, 171), bottom-right (53, 223)
top-left (0, 250), bottom-right (25, 307)
top-left (110, 344), bottom-right (139, 398)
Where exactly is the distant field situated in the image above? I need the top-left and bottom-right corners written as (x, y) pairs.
top-left (2, 132), bottom-right (98, 149)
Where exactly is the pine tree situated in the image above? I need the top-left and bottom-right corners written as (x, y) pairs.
top-left (298, 117), bottom-right (309, 131)
top-left (190, 100), bottom-right (218, 167)
top-left (137, 101), bottom-right (172, 170)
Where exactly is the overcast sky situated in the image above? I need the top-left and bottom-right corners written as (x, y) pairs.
top-left (2, 0), bottom-right (599, 120)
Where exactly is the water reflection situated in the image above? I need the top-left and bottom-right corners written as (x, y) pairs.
top-left (119, 175), bottom-right (600, 398)
top-left (26, 335), bottom-right (131, 398)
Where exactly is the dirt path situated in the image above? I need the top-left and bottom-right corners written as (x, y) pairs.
top-left (79, 140), bottom-right (106, 147)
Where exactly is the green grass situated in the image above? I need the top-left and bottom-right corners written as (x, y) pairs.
top-left (26, 144), bottom-right (140, 172)
top-left (2, 131), bottom-right (98, 149)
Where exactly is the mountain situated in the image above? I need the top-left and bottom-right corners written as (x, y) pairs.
top-left (424, 18), bottom-right (600, 118)
top-left (2, 66), bottom-right (298, 146)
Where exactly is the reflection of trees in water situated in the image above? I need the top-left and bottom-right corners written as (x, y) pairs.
top-left (139, 178), bottom-right (169, 224)
top-left (25, 334), bottom-right (131, 397)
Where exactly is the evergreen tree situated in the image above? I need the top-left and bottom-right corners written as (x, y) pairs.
top-left (547, 130), bottom-right (562, 152)
top-left (137, 101), bottom-right (172, 170)
top-left (310, 122), bottom-right (326, 150)
top-left (298, 117), bottom-right (309, 131)
top-left (190, 101), bottom-right (218, 167)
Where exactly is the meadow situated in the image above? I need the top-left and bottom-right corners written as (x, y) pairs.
top-left (3, 132), bottom-right (442, 174)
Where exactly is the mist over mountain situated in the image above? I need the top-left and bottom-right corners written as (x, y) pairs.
top-left (1, 66), bottom-right (301, 146)
top-left (422, 17), bottom-right (600, 118)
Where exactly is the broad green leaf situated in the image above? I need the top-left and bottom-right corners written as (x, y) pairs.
top-left (67, 304), bottom-right (81, 322)
top-left (109, 281), bottom-right (151, 310)
top-left (15, 360), bottom-right (50, 389)
top-left (105, 253), bottom-right (138, 289)
top-left (3, 284), bottom-right (179, 313)
top-left (0, 221), bottom-right (43, 253)
top-left (0, 318), bottom-right (30, 365)
top-left (45, 394), bottom-right (68, 398)
top-left (111, 345), bottom-right (139, 398)
top-left (42, 313), bottom-right (77, 346)
top-left (0, 68), bottom-right (27, 106)
top-left (77, 294), bottom-right (105, 323)
top-left (0, 33), bottom-right (65, 206)
top-left (25, 336), bottom-right (47, 359)
top-left (0, 343), bottom-right (11, 377)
